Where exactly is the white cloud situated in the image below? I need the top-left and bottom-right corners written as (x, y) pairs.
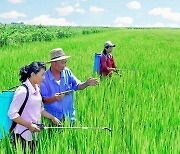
top-left (0, 10), bottom-right (26, 19)
top-left (8, 0), bottom-right (24, 4)
top-left (149, 7), bottom-right (180, 22)
top-left (23, 15), bottom-right (77, 26)
top-left (75, 8), bottom-right (86, 14)
top-left (127, 1), bottom-right (141, 10)
top-left (89, 6), bottom-right (104, 13)
top-left (56, 6), bottom-right (86, 16)
top-left (114, 16), bottom-right (133, 27)
top-left (56, 6), bottom-right (74, 16)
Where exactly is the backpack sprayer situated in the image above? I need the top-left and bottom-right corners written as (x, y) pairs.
top-left (93, 53), bottom-right (122, 77)
top-left (33, 123), bottom-right (112, 132)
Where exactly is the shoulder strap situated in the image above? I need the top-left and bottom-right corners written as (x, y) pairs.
top-left (18, 84), bottom-right (29, 115)
top-left (9, 84), bottom-right (29, 133)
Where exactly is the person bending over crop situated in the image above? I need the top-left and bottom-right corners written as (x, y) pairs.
top-left (100, 41), bottom-right (120, 77)
top-left (40, 48), bottom-right (98, 124)
top-left (8, 62), bottom-right (60, 153)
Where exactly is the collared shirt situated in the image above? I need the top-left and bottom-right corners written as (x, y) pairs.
top-left (40, 67), bottom-right (81, 120)
top-left (100, 53), bottom-right (117, 76)
top-left (8, 79), bottom-right (44, 141)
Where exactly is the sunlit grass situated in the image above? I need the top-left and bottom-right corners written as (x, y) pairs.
top-left (0, 28), bottom-right (179, 153)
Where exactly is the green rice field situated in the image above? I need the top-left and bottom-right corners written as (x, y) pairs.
top-left (0, 26), bottom-right (179, 153)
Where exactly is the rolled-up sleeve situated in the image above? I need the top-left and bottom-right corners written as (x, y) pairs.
top-left (8, 87), bottom-right (26, 120)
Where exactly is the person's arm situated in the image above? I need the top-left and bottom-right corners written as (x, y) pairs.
top-left (101, 55), bottom-right (116, 75)
top-left (41, 110), bottom-right (61, 125)
top-left (107, 67), bottom-right (116, 71)
top-left (40, 79), bottom-right (65, 104)
top-left (8, 87), bottom-right (40, 132)
top-left (78, 77), bottom-right (99, 90)
top-left (107, 56), bottom-right (117, 72)
top-left (42, 93), bottom-right (65, 104)
top-left (12, 116), bottom-right (40, 132)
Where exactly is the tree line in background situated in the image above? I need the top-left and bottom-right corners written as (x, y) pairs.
top-left (0, 24), bottom-right (112, 48)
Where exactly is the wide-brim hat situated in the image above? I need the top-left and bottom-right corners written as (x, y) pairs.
top-left (104, 41), bottom-right (116, 48)
top-left (47, 48), bottom-right (70, 63)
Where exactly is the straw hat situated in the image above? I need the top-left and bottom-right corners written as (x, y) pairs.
top-left (47, 48), bottom-right (70, 63)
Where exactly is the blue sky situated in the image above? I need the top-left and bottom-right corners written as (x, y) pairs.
top-left (0, 0), bottom-right (180, 27)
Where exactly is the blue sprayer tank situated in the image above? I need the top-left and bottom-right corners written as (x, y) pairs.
top-left (0, 91), bottom-right (14, 139)
top-left (93, 53), bottom-right (101, 73)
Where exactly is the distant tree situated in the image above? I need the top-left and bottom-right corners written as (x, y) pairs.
top-left (11, 22), bottom-right (24, 25)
